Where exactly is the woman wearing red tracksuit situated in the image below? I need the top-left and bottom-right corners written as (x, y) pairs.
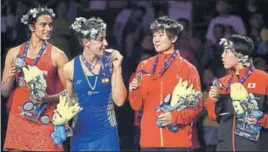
top-left (129, 16), bottom-right (202, 151)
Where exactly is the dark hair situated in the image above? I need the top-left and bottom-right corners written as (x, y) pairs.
top-left (177, 18), bottom-right (189, 31)
top-left (151, 16), bottom-right (184, 43)
top-left (229, 34), bottom-right (255, 56)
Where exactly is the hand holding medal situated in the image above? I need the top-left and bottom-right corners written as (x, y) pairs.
top-left (209, 78), bottom-right (221, 101)
top-left (129, 72), bottom-right (142, 91)
top-left (106, 49), bottom-right (123, 70)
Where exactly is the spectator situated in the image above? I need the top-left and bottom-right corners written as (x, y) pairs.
top-left (248, 13), bottom-right (264, 44)
top-left (206, 0), bottom-right (246, 45)
top-left (177, 18), bottom-right (203, 75)
top-left (66, 0), bottom-right (82, 21)
top-left (49, 1), bottom-right (72, 59)
top-left (256, 27), bottom-right (268, 56)
top-left (254, 55), bottom-right (268, 73)
top-left (203, 24), bottom-right (227, 78)
top-left (121, 5), bottom-right (146, 58)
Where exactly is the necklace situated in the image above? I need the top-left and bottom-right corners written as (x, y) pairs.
top-left (81, 55), bottom-right (99, 76)
top-left (84, 75), bottom-right (99, 96)
top-left (80, 56), bottom-right (99, 96)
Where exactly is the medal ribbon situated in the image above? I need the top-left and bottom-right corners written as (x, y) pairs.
top-left (81, 55), bottom-right (112, 77)
top-left (19, 41), bottom-right (48, 66)
top-left (137, 51), bottom-right (178, 76)
top-left (218, 65), bottom-right (255, 90)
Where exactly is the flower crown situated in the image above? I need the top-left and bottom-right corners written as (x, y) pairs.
top-left (70, 17), bottom-right (107, 40)
top-left (150, 21), bottom-right (183, 31)
top-left (21, 7), bottom-right (55, 25)
top-left (219, 38), bottom-right (234, 50)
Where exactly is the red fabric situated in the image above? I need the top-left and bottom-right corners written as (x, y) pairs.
top-left (4, 42), bottom-right (63, 151)
top-left (205, 97), bottom-right (217, 121)
top-left (129, 52), bottom-right (202, 148)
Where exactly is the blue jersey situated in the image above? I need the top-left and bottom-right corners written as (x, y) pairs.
top-left (70, 55), bottom-right (119, 151)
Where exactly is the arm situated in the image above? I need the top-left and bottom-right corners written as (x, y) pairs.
top-left (258, 77), bottom-right (268, 128)
top-left (129, 63), bottom-right (143, 111)
top-left (171, 68), bottom-right (203, 125)
top-left (204, 97), bottom-right (217, 121)
top-left (63, 61), bottom-right (76, 100)
top-left (111, 67), bottom-right (127, 107)
top-left (111, 51), bottom-right (127, 107)
top-left (44, 47), bottom-right (69, 103)
top-left (1, 48), bottom-right (18, 97)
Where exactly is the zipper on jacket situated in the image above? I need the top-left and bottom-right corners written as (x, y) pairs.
top-left (160, 80), bottom-right (164, 147)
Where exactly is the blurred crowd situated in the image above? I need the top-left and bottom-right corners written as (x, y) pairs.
top-left (1, 0), bottom-right (268, 151)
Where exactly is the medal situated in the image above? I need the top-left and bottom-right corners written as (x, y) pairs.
top-left (18, 77), bottom-right (25, 87)
top-left (15, 57), bottom-right (26, 68)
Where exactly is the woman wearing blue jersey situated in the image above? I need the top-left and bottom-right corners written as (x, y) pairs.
top-left (63, 17), bottom-right (127, 151)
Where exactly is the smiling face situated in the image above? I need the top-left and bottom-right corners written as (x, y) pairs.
top-left (152, 30), bottom-right (176, 53)
top-left (30, 14), bottom-right (53, 41)
top-left (83, 30), bottom-right (108, 57)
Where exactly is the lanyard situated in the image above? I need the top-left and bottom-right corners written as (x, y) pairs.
top-left (219, 66), bottom-right (255, 90)
top-left (137, 51), bottom-right (178, 76)
top-left (18, 41), bottom-right (48, 66)
top-left (81, 55), bottom-right (111, 77)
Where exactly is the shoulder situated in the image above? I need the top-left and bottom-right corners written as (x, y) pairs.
top-left (50, 45), bottom-right (67, 58)
top-left (252, 69), bottom-right (268, 79)
top-left (179, 55), bottom-right (198, 74)
top-left (218, 72), bottom-right (232, 85)
top-left (6, 44), bottom-right (23, 59)
top-left (50, 44), bottom-right (69, 65)
top-left (64, 58), bottom-right (75, 72)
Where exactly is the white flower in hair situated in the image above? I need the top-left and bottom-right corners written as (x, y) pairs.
top-left (21, 7), bottom-right (55, 25)
top-left (70, 17), bottom-right (87, 33)
top-left (101, 23), bottom-right (107, 30)
top-left (81, 30), bottom-right (90, 36)
top-left (21, 15), bottom-right (29, 24)
top-left (90, 28), bottom-right (99, 39)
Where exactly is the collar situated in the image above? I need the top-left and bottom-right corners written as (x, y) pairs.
top-left (230, 65), bottom-right (254, 81)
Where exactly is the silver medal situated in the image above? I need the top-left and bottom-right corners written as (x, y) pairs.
top-left (15, 57), bottom-right (26, 68)
top-left (18, 77), bottom-right (25, 87)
